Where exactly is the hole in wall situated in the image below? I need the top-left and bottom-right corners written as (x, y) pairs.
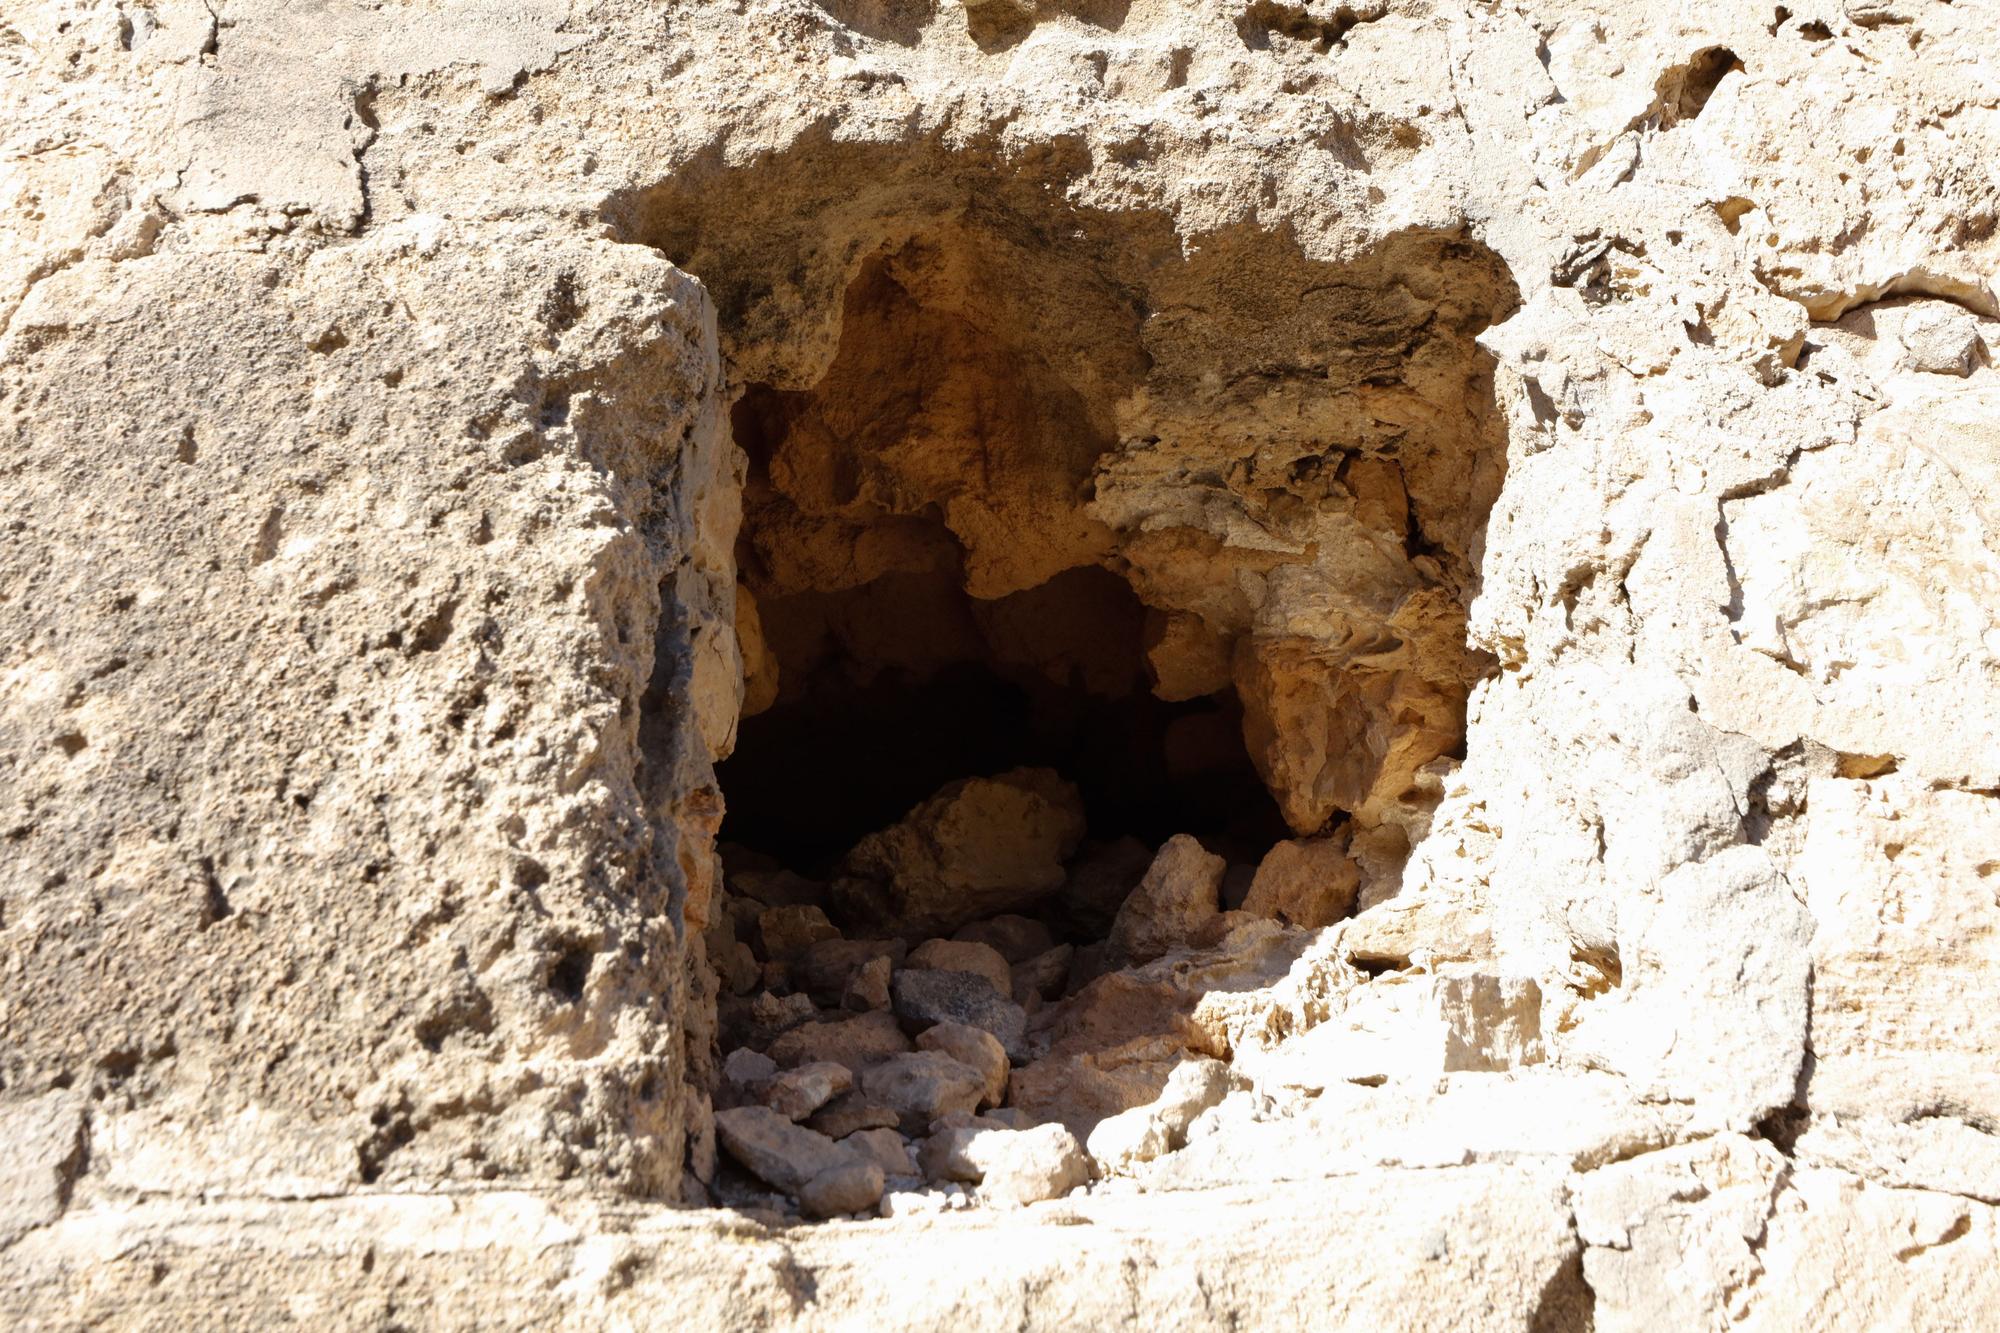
top-left (718, 564), bottom-right (1286, 872)
top-left (609, 135), bottom-right (1520, 1216)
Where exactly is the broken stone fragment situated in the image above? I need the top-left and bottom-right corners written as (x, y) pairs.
top-left (746, 990), bottom-right (818, 1043)
top-left (906, 938), bottom-right (1014, 996)
top-left (965, 1124), bottom-right (1094, 1206)
top-left (952, 914), bottom-right (1055, 964)
top-left (1242, 835), bottom-right (1361, 929)
top-left (713, 1106), bottom-right (858, 1195)
top-left (1012, 944), bottom-right (1074, 1004)
top-left (767, 1010), bottom-right (914, 1074)
top-left (1084, 1105), bottom-right (1171, 1173)
top-left (1108, 834), bottom-right (1224, 966)
top-left (832, 768), bottom-right (1087, 935)
top-left (806, 1091), bottom-right (901, 1140)
top-left (842, 954), bottom-right (893, 1012)
top-left (798, 1159), bottom-right (885, 1219)
top-left (1142, 608), bottom-right (1235, 702)
top-left (891, 967), bottom-right (1028, 1060)
top-left (1154, 1057), bottom-right (1232, 1129)
top-left (795, 937), bottom-right (907, 1004)
top-left (845, 1126), bottom-right (918, 1180)
top-left (916, 1020), bottom-right (1010, 1107)
top-left (758, 904), bottom-right (840, 963)
top-left (723, 1047), bottom-right (778, 1090)
top-left (763, 1061), bottom-right (854, 1121)
top-left (877, 1188), bottom-right (950, 1220)
top-left (918, 1114), bottom-right (1015, 1183)
top-left (1898, 303), bottom-right (1981, 375)
top-left (1006, 962), bottom-right (1233, 1136)
top-left (1191, 910), bottom-right (1268, 951)
top-left (859, 1050), bottom-right (988, 1135)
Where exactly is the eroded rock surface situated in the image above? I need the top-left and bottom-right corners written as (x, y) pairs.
top-left (6, 0), bottom-right (2000, 1325)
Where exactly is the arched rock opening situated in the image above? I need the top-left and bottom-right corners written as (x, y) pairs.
top-left (610, 139), bottom-right (1520, 1216)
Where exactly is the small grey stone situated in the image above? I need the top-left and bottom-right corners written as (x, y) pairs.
top-left (891, 969), bottom-right (1028, 1060)
top-left (916, 1021), bottom-right (1009, 1107)
top-left (843, 954), bottom-right (892, 1012)
top-left (966, 1123), bottom-right (1092, 1206)
top-left (918, 1115), bottom-right (1014, 1184)
top-left (723, 1047), bottom-right (778, 1088)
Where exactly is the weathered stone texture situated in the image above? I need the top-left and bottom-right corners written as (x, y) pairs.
top-left (5, 0), bottom-right (2000, 1324)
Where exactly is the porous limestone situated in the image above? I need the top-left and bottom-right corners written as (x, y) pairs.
top-left (5, 0), bottom-right (2000, 1325)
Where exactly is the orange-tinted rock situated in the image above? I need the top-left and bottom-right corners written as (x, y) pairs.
top-left (906, 938), bottom-right (1014, 996)
top-left (1242, 836), bottom-right (1362, 929)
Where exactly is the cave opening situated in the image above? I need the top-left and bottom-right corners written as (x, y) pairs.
top-left (712, 240), bottom-right (1292, 945)
top-left (612, 145), bottom-right (1521, 1217)
top-left (715, 566), bottom-right (1288, 878)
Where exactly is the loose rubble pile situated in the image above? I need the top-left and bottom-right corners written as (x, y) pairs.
top-left (697, 766), bottom-right (1359, 1220)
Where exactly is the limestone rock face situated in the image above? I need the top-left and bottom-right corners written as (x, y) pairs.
top-left (7, 0), bottom-right (2000, 1322)
top-left (0, 221), bottom-right (730, 1200)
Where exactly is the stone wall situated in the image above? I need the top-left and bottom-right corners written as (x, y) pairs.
top-left (4, 0), bottom-right (2000, 1326)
